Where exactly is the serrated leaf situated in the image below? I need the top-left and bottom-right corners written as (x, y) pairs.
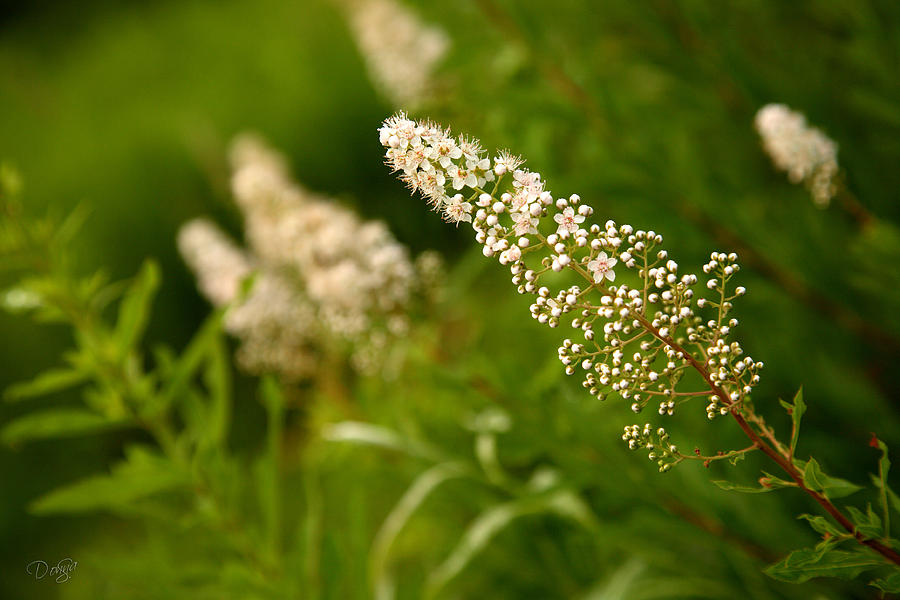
top-left (4, 368), bottom-right (90, 402)
top-left (765, 548), bottom-right (886, 583)
top-left (114, 259), bottom-right (160, 351)
top-left (1, 409), bottom-right (128, 444)
top-left (871, 435), bottom-right (895, 536)
top-left (870, 570), bottom-right (900, 593)
top-left (846, 505), bottom-right (883, 539)
top-left (779, 387), bottom-right (805, 457)
top-left (802, 458), bottom-right (862, 499)
top-left (30, 445), bottom-right (187, 514)
top-left (799, 514), bottom-right (847, 539)
top-left (803, 458), bottom-right (826, 490)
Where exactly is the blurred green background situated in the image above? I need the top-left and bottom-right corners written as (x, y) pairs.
top-left (2, 0), bottom-right (899, 598)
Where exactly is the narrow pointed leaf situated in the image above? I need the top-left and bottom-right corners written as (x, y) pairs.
top-left (4, 368), bottom-right (90, 402)
top-left (30, 446), bottom-right (187, 514)
top-left (1, 409), bottom-right (127, 444)
top-left (370, 462), bottom-right (466, 597)
top-left (765, 548), bottom-right (886, 583)
top-left (114, 260), bottom-right (160, 350)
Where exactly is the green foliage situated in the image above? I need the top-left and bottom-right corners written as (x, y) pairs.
top-left (765, 548), bottom-right (887, 584)
top-left (2, 1), bottom-right (900, 598)
top-left (800, 458), bottom-right (863, 500)
top-left (30, 444), bottom-right (187, 515)
top-left (779, 388), bottom-right (806, 459)
top-left (0, 408), bottom-right (127, 444)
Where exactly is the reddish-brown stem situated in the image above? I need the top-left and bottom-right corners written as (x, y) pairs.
top-left (836, 184), bottom-right (875, 231)
top-left (636, 314), bottom-right (900, 566)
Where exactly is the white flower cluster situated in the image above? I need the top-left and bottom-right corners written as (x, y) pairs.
top-left (343, 0), bottom-right (449, 108)
top-left (178, 219), bottom-right (320, 379)
top-left (180, 134), bottom-right (436, 378)
top-left (380, 114), bottom-right (763, 462)
top-left (754, 103), bottom-right (839, 208)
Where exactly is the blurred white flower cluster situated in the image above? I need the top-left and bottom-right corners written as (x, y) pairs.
top-left (754, 103), bottom-right (839, 208)
top-left (179, 134), bottom-right (439, 379)
top-left (342, 0), bottom-right (449, 108)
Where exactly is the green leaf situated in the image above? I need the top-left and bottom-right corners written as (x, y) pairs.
top-left (370, 462), bottom-right (467, 598)
top-left (870, 570), bottom-right (900, 593)
top-left (798, 514), bottom-right (847, 539)
top-left (760, 471), bottom-right (798, 490)
top-left (802, 458), bottom-right (862, 499)
top-left (1, 409), bottom-right (127, 445)
top-left (4, 368), bottom-right (90, 402)
top-left (778, 387), bottom-right (805, 457)
top-left (803, 458), bottom-right (826, 490)
top-left (580, 559), bottom-right (645, 600)
top-left (712, 480), bottom-right (775, 493)
top-left (426, 489), bottom-right (600, 595)
top-left (161, 310), bottom-right (224, 405)
top-left (765, 548), bottom-right (887, 583)
top-left (871, 435), bottom-right (895, 536)
top-left (258, 376), bottom-right (284, 557)
top-left (846, 505), bottom-right (883, 539)
top-left (30, 445), bottom-right (187, 515)
top-left (114, 259), bottom-right (160, 351)
top-left (322, 421), bottom-right (442, 462)
top-left (200, 332), bottom-right (231, 450)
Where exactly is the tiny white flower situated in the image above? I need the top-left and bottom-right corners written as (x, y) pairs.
top-left (512, 211), bottom-right (538, 236)
top-left (442, 196), bottom-right (473, 224)
top-left (512, 169), bottom-right (544, 201)
top-left (553, 206), bottom-right (584, 238)
top-left (587, 252), bottom-right (617, 283)
top-left (458, 137), bottom-right (484, 162)
top-left (468, 157), bottom-right (495, 187)
top-left (448, 164), bottom-right (477, 190)
top-left (428, 134), bottom-right (463, 168)
top-left (493, 150), bottom-right (523, 175)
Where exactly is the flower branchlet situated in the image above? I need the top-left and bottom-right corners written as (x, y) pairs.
top-left (623, 424), bottom-right (679, 472)
top-left (379, 112), bottom-right (900, 571)
top-left (379, 112), bottom-right (763, 449)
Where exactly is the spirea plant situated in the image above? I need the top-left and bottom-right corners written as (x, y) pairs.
top-left (755, 103), bottom-right (839, 209)
top-left (180, 134), bottom-right (441, 379)
top-left (339, 0), bottom-right (449, 108)
top-left (379, 112), bottom-right (900, 590)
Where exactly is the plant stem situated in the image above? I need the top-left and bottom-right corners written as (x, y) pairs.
top-left (640, 313), bottom-right (900, 566)
top-left (557, 257), bottom-right (900, 564)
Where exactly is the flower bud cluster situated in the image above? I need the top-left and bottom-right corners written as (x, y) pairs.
top-left (622, 424), bottom-right (678, 472)
top-left (380, 114), bottom-right (762, 466)
top-left (181, 134), bottom-right (439, 378)
top-left (754, 103), bottom-right (839, 208)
